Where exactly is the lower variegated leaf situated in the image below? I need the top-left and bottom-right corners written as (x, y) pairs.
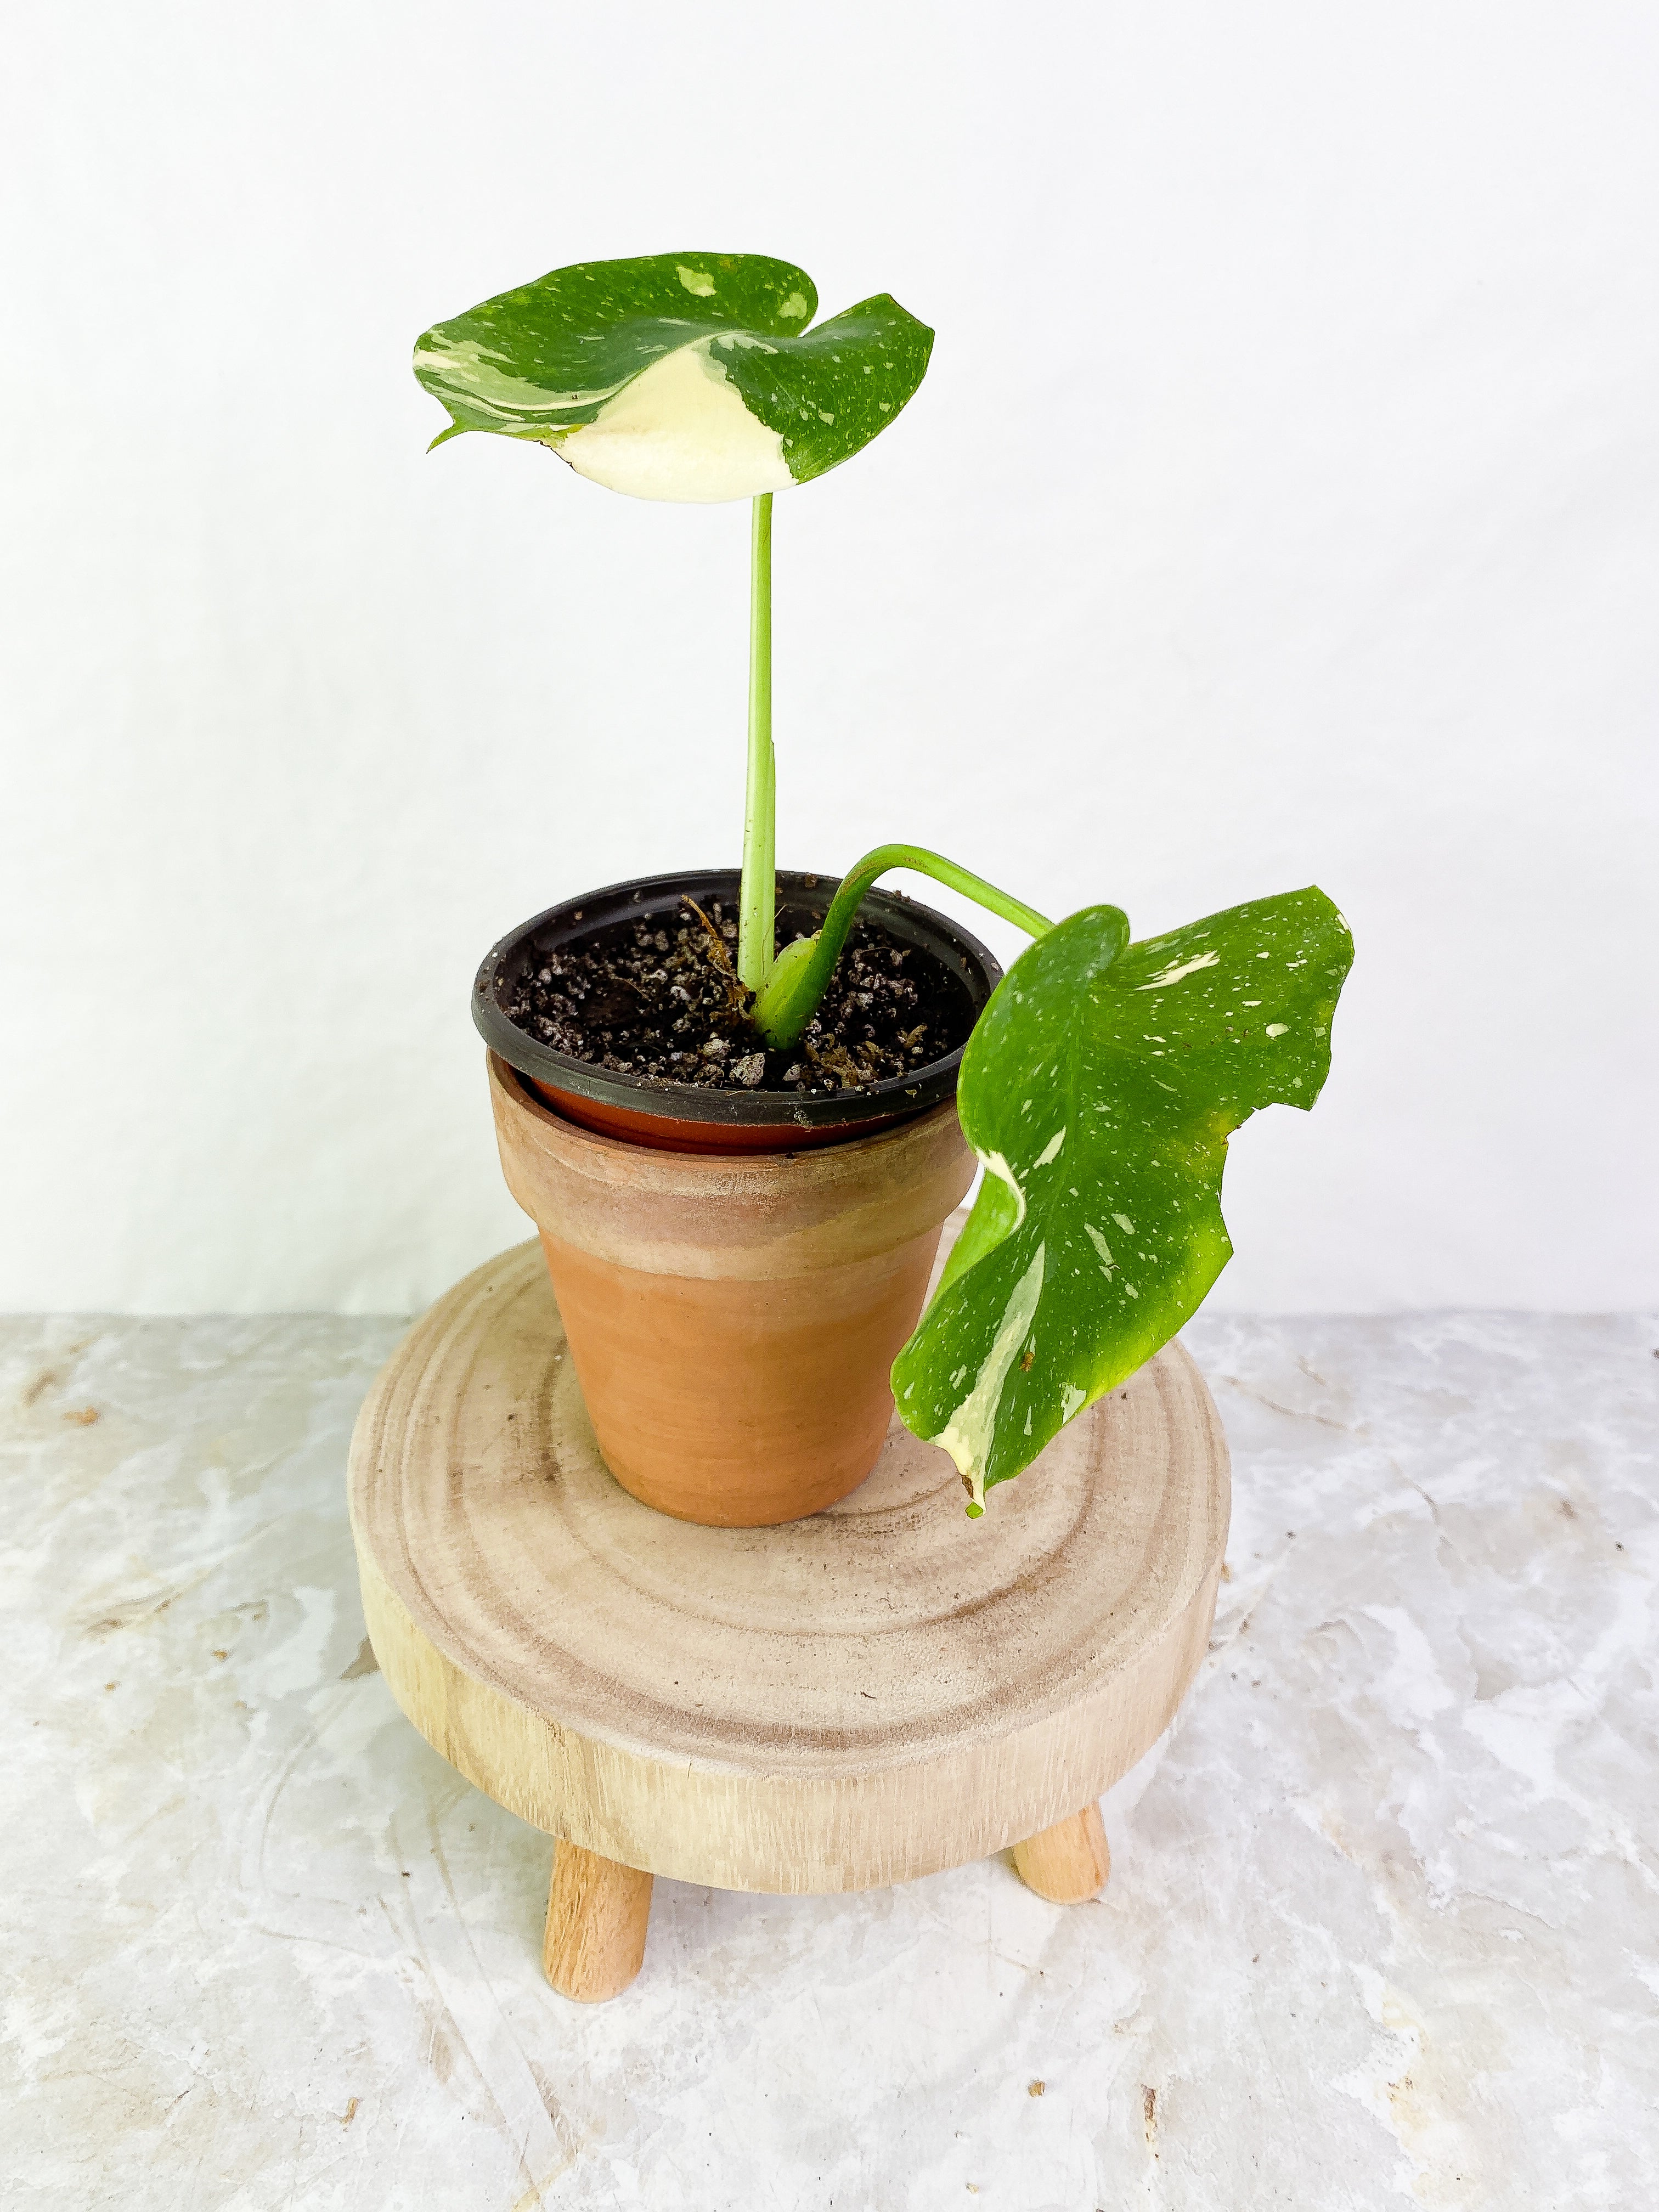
top-left (891, 888), bottom-right (1353, 1510)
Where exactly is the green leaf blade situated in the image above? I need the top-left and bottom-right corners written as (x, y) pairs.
top-left (891, 889), bottom-right (1353, 1509)
top-left (413, 253), bottom-right (930, 502)
top-left (714, 295), bottom-right (934, 486)
top-left (413, 251), bottom-right (816, 433)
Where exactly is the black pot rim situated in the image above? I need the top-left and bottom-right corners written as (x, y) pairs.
top-left (473, 867), bottom-right (1002, 1135)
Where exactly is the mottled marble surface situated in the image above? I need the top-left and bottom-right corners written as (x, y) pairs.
top-left (2, 1307), bottom-right (1655, 2211)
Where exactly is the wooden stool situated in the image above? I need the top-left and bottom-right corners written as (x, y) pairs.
top-left (348, 1243), bottom-right (1229, 2001)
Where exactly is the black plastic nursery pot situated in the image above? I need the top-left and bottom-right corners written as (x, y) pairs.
top-left (473, 867), bottom-right (1002, 1154)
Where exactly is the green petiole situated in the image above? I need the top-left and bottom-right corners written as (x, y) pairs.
top-left (737, 493), bottom-right (776, 992)
top-left (752, 844), bottom-right (1053, 1051)
top-left (736, 493), bottom-right (1048, 1048)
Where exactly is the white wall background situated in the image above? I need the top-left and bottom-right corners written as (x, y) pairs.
top-left (2, 1), bottom-right (1655, 1314)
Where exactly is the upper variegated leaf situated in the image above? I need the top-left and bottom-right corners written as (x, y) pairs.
top-left (891, 889), bottom-right (1354, 1510)
top-left (414, 252), bottom-right (932, 502)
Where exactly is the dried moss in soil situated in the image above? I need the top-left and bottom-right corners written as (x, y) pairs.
top-left (501, 898), bottom-right (977, 1094)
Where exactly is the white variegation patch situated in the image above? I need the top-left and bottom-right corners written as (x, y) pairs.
top-left (1136, 949), bottom-right (1220, 990)
top-left (934, 1244), bottom-right (1045, 1511)
top-left (414, 332), bottom-right (629, 418)
top-left (976, 1147), bottom-right (1027, 1232)
top-left (555, 341), bottom-right (793, 503)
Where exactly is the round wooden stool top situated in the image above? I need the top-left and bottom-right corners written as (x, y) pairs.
top-left (348, 1241), bottom-right (1229, 1894)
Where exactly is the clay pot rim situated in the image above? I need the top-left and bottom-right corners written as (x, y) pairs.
top-left (473, 868), bottom-right (1001, 1143)
top-left (491, 1049), bottom-right (970, 1197)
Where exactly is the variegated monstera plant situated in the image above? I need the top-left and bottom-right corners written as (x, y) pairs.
top-left (416, 251), bottom-right (1353, 1514)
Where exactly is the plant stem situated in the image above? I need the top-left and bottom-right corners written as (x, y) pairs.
top-left (752, 843), bottom-right (1053, 1050)
top-left (829, 845), bottom-right (1055, 943)
top-left (738, 492), bottom-right (776, 992)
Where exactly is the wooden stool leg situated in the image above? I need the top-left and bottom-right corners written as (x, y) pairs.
top-left (1011, 1803), bottom-right (1110, 1903)
top-left (543, 1839), bottom-right (653, 2001)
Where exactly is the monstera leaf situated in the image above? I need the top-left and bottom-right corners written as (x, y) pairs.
top-left (892, 888), bottom-right (1353, 1511)
top-left (413, 251), bottom-right (932, 502)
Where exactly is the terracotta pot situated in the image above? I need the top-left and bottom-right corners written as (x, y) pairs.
top-left (473, 868), bottom-right (1000, 1154)
top-left (487, 1053), bottom-right (975, 1526)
